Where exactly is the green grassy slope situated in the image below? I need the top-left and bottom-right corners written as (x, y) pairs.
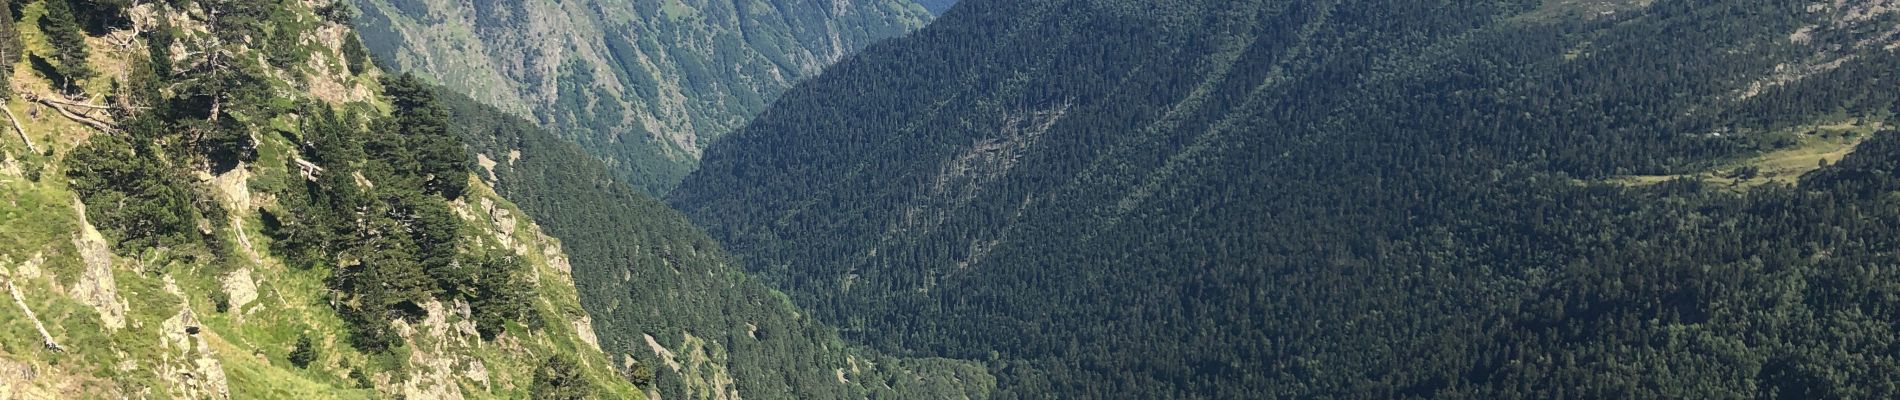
top-left (0, 0), bottom-right (641, 397)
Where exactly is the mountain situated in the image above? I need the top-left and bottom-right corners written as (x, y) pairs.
top-left (914, 0), bottom-right (954, 14)
top-left (440, 86), bottom-right (994, 399)
top-left (672, 0), bottom-right (1900, 397)
top-left (0, 0), bottom-right (644, 397)
top-left (349, 0), bottom-right (933, 193)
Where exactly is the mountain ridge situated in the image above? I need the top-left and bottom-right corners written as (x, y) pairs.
top-left (352, 0), bottom-right (934, 193)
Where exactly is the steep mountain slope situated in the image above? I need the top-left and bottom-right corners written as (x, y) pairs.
top-left (0, 0), bottom-right (638, 397)
top-left (914, 0), bottom-right (954, 14)
top-left (673, 0), bottom-right (1900, 397)
top-left (442, 88), bottom-right (994, 399)
top-left (350, 0), bottom-right (932, 193)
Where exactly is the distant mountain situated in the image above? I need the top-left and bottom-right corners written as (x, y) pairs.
top-left (673, 0), bottom-right (1900, 397)
top-left (440, 88), bottom-right (994, 399)
top-left (915, 0), bottom-right (956, 14)
top-left (351, 0), bottom-right (933, 193)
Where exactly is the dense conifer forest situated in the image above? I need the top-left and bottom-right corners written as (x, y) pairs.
top-left (671, 0), bottom-right (1900, 397)
top-left (439, 88), bottom-right (995, 399)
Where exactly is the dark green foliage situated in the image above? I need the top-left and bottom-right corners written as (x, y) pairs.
top-left (65, 135), bottom-right (200, 251)
top-left (68, 0), bottom-right (132, 33)
top-left (0, 0), bottom-right (21, 97)
top-left (531, 356), bottom-right (594, 400)
top-left (201, 116), bottom-right (259, 173)
top-left (307, 182), bottom-right (473, 351)
top-left (671, 0), bottom-right (1900, 398)
top-left (210, 291), bottom-right (230, 313)
top-left (260, 83), bottom-right (505, 352)
top-left (207, 0), bottom-right (280, 44)
top-left (289, 333), bottom-right (318, 368)
top-left (341, 34), bottom-right (369, 75)
top-left (264, 25), bottom-right (308, 68)
top-left (139, 59), bottom-right (272, 172)
top-left (438, 88), bottom-right (993, 399)
top-left (316, 1), bottom-right (355, 25)
top-left (331, 231), bottom-right (433, 350)
top-left (623, 358), bottom-right (653, 388)
top-left (39, 0), bottom-right (93, 87)
top-left (349, 368), bottom-right (372, 388)
top-left (380, 75), bottom-right (468, 199)
top-left (19, 158), bottom-right (40, 182)
top-left (467, 253), bottom-right (528, 340)
top-left (145, 24), bottom-right (174, 77)
top-left (404, 194), bottom-right (463, 292)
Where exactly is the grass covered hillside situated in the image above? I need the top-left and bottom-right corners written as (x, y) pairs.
top-left (350, 0), bottom-right (934, 194)
top-left (0, 0), bottom-right (640, 397)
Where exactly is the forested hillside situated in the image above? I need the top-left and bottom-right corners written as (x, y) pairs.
top-left (672, 0), bottom-right (1900, 397)
top-left (441, 88), bottom-right (994, 399)
top-left (914, 0), bottom-right (955, 14)
top-left (0, 0), bottom-right (639, 397)
top-left (350, 0), bottom-right (933, 193)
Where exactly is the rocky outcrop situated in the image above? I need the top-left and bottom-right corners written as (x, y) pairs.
top-left (159, 278), bottom-right (229, 400)
top-left (70, 201), bottom-right (127, 332)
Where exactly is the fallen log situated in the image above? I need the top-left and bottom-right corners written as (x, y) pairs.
top-left (4, 275), bottom-right (63, 353)
top-left (25, 93), bottom-right (117, 134)
top-left (0, 105), bottom-right (33, 154)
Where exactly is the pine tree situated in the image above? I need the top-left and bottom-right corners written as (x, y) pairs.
top-left (0, 0), bottom-right (22, 98)
top-left (288, 334), bottom-right (317, 368)
top-left (624, 359), bottom-right (654, 388)
top-left (470, 254), bottom-right (529, 340)
top-left (532, 356), bottom-right (596, 400)
top-left (383, 74), bottom-right (468, 199)
top-left (342, 34), bottom-right (369, 75)
top-left (40, 0), bottom-right (94, 86)
top-left (65, 135), bottom-right (198, 250)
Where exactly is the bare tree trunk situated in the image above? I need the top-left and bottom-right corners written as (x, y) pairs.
top-left (27, 93), bottom-right (118, 134)
top-left (1, 104), bottom-right (32, 154)
top-left (5, 276), bottom-right (63, 352)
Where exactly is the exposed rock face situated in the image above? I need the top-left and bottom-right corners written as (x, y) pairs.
top-left (574, 314), bottom-right (601, 352)
top-left (159, 278), bottom-right (229, 400)
top-left (220, 268), bottom-right (258, 315)
top-left (0, 356), bottom-right (106, 399)
top-left (476, 197), bottom-right (520, 251)
top-left (542, 239), bottom-right (571, 276)
top-left (70, 201), bottom-right (127, 332)
top-left (396, 301), bottom-right (469, 400)
top-left (644, 332), bottom-right (740, 400)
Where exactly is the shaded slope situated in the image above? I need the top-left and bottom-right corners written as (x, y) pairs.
top-left (442, 89), bottom-right (995, 399)
top-left (352, 0), bottom-right (933, 193)
top-left (673, 0), bottom-right (1900, 397)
